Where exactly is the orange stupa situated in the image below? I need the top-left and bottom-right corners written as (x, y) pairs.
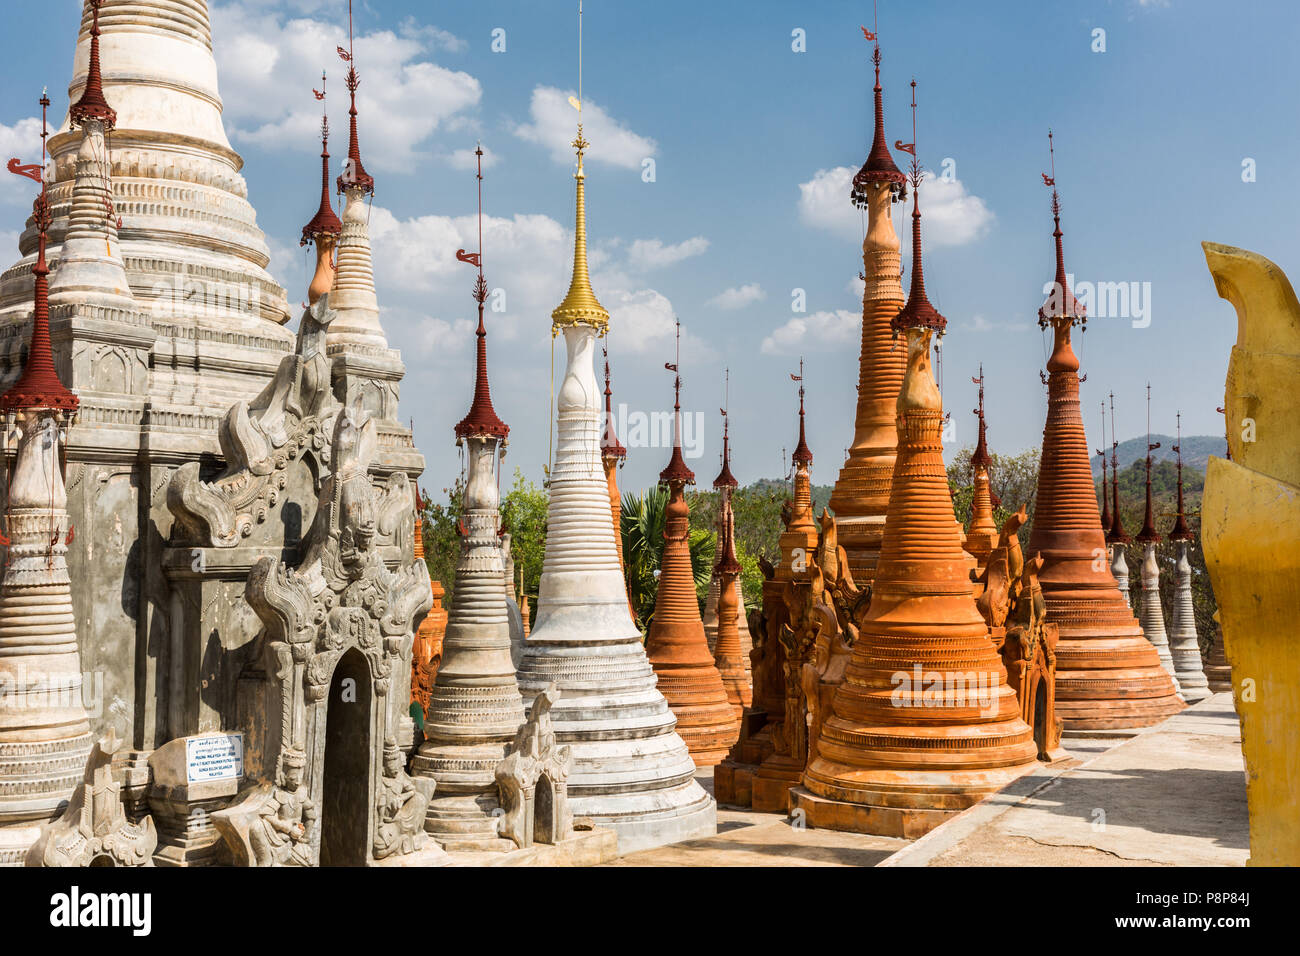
top-left (965, 364), bottom-right (1000, 574)
top-left (829, 30), bottom-right (908, 585)
top-left (796, 86), bottom-right (1038, 837)
top-left (1026, 133), bottom-right (1183, 730)
top-left (644, 328), bottom-right (740, 766)
top-left (600, 346), bottom-right (635, 621)
top-left (711, 406), bottom-right (751, 719)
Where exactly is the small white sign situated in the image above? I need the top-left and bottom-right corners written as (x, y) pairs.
top-left (185, 733), bottom-right (244, 784)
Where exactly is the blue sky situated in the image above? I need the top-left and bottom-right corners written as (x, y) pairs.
top-left (2, 0), bottom-right (1295, 497)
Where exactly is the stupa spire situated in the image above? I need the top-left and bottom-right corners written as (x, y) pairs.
top-left (1107, 392), bottom-right (1130, 546)
top-left (891, 81), bottom-right (945, 337)
top-left (600, 345), bottom-right (626, 459)
top-left (965, 364), bottom-right (998, 567)
top-left (4, 94), bottom-right (77, 414)
top-left (830, 16), bottom-right (910, 585)
top-left (516, 0), bottom-right (716, 852)
top-left (412, 148), bottom-right (523, 851)
top-left (336, 0), bottom-right (374, 196)
top-left (455, 145), bottom-right (508, 440)
top-left (1097, 401), bottom-right (1111, 534)
top-left (713, 374), bottom-right (738, 490)
top-left (799, 81), bottom-right (1038, 834)
top-left (647, 325), bottom-right (739, 765)
top-left (599, 343), bottom-right (634, 621)
top-left (1169, 412), bottom-right (1193, 541)
top-left (301, 73), bottom-right (343, 304)
top-left (69, 1), bottom-right (115, 130)
top-left (791, 357), bottom-right (813, 465)
top-left (1136, 383), bottom-right (1162, 544)
top-left (850, 14), bottom-right (906, 207)
top-left (1029, 129), bottom-right (1181, 730)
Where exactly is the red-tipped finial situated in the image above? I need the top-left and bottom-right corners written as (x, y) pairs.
top-left (601, 342), bottom-right (627, 460)
top-left (851, 3), bottom-right (906, 207)
top-left (971, 364), bottom-right (991, 470)
top-left (791, 357), bottom-right (813, 465)
top-left (3, 93), bottom-right (78, 413)
top-left (336, 0), bottom-right (374, 195)
top-left (1168, 411), bottom-right (1194, 540)
top-left (454, 143), bottom-right (507, 441)
top-left (70, 0), bottom-right (116, 131)
top-left (301, 71), bottom-right (343, 246)
top-left (1097, 400), bottom-right (1111, 533)
top-left (1137, 383), bottom-right (1162, 543)
top-left (1107, 391), bottom-right (1130, 545)
top-left (891, 80), bottom-right (946, 335)
top-left (660, 320), bottom-right (694, 485)
top-left (1038, 130), bottom-right (1084, 325)
top-left (713, 369), bottom-right (738, 489)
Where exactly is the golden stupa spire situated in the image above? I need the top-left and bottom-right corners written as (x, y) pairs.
top-left (551, 0), bottom-right (609, 331)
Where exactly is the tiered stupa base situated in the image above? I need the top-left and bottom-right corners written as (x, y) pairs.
top-left (517, 637), bottom-right (716, 854)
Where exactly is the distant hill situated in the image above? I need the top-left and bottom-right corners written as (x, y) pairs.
top-left (1090, 435), bottom-right (1225, 477)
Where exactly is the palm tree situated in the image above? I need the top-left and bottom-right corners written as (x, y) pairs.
top-left (620, 485), bottom-right (715, 635)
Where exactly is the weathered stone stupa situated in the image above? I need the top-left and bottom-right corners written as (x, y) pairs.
top-left (514, 118), bottom-right (714, 852)
top-left (710, 405), bottom-right (751, 718)
top-left (965, 366), bottom-right (1000, 574)
top-left (1026, 135), bottom-right (1182, 731)
top-left (0, 98), bottom-right (92, 865)
top-left (413, 148), bottom-right (526, 850)
top-left (796, 88), bottom-right (1038, 836)
top-left (1166, 414), bottom-right (1210, 702)
top-left (644, 334), bottom-right (739, 766)
top-left (1134, 393), bottom-right (1179, 691)
top-left (598, 347), bottom-right (634, 621)
top-left (829, 30), bottom-right (908, 585)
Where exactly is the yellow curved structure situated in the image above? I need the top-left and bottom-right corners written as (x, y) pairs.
top-left (1201, 241), bottom-right (1300, 867)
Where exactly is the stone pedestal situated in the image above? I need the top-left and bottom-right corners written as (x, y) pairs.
top-left (1138, 542), bottom-right (1180, 694)
top-left (1168, 541), bottom-right (1210, 702)
top-left (147, 733), bottom-right (243, 867)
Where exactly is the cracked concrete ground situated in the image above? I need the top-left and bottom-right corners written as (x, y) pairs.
top-left (602, 694), bottom-right (1247, 867)
top-left (887, 693), bottom-right (1249, 867)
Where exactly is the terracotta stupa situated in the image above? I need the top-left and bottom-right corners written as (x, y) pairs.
top-left (0, 96), bottom-right (93, 865)
top-left (1165, 413), bottom-right (1210, 702)
top-left (599, 347), bottom-right (635, 621)
top-left (796, 88), bottom-right (1038, 837)
top-left (703, 376), bottom-right (753, 666)
top-left (514, 106), bottom-right (715, 851)
top-left (1135, 387), bottom-right (1179, 690)
top-left (749, 362), bottom-right (823, 812)
top-left (413, 147), bottom-right (526, 850)
top-left (829, 28), bottom-right (908, 585)
top-left (710, 401), bottom-right (752, 718)
top-left (965, 365), bottom-right (999, 573)
top-left (1026, 134), bottom-right (1183, 730)
top-left (645, 328), bottom-right (740, 766)
top-left (300, 72), bottom-right (342, 305)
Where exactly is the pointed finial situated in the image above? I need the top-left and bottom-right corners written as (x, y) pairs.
top-left (1098, 400), bottom-right (1111, 533)
top-left (791, 357), bottom-right (813, 465)
top-left (890, 81), bottom-right (946, 335)
top-left (454, 148), bottom-right (507, 441)
top-left (971, 364), bottom-right (991, 469)
top-left (336, 0), bottom-right (374, 195)
top-left (1107, 391), bottom-right (1129, 544)
top-left (659, 319), bottom-right (694, 485)
top-left (1038, 129), bottom-right (1084, 329)
top-left (851, 3), bottom-right (906, 206)
top-left (71, 0), bottom-right (116, 130)
top-left (2, 92), bottom-right (78, 413)
top-left (1137, 382), bottom-right (1161, 542)
top-left (601, 341), bottom-right (626, 459)
top-left (1169, 410), bottom-right (1194, 539)
top-left (714, 369), bottom-right (738, 489)
top-left (302, 70), bottom-right (343, 246)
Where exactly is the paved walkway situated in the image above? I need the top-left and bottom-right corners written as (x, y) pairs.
top-left (882, 692), bottom-right (1250, 867)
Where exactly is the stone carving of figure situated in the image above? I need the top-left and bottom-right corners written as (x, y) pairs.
top-left (248, 750), bottom-right (317, 867)
top-left (330, 404), bottom-right (379, 568)
top-left (373, 740), bottom-right (429, 860)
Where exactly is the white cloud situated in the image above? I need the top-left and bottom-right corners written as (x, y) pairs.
top-left (798, 166), bottom-right (993, 246)
top-left (0, 117), bottom-right (45, 207)
top-left (514, 86), bottom-right (657, 169)
top-left (211, 3), bottom-right (480, 170)
top-left (709, 283), bottom-right (766, 310)
top-left (760, 309), bottom-right (858, 356)
top-left (626, 236), bottom-right (708, 271)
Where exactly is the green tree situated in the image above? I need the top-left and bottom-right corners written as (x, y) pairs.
top-left (419, 477), bottom-right (465, 605)
top-left (621, 485), bottom-right (715, 636)
top-left (500, 468), bottom-right (548, 622)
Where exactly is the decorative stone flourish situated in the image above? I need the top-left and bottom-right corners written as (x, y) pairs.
top-left (26, 728), bottom-right (157, 867)
top-left (495, 684), bottom-right (574, 849)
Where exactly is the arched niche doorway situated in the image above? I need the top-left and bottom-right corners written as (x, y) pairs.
top-left (1033, 676), bottom-right (1049, 759)
top-left (321, 648), bottom-right (372, 866)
